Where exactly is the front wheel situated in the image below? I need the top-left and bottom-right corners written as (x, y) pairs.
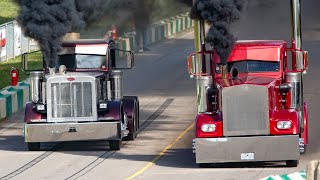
top-left (286, 160), bottom-right (299, 167)
top-left (109, 140), bottom-right (122, 150)
top-left (27, 142), bottom-right (40, 151)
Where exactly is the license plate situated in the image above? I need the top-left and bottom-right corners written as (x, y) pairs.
top-left (241, 153), bottom-right (254, 160)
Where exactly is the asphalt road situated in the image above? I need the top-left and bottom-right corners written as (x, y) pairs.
top-left (1, 0), bottom-right (320, 179)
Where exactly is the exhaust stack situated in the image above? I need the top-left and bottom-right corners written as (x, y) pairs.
top-left (290, 0), bottom-right (303, 70)
top-left (288, 0), bottom-right (305, 133)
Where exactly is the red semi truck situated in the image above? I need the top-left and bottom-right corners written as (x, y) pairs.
top-left (22, 39), bottom-right (139, 151)
top-left (188, 0), bottom-right (308, 167)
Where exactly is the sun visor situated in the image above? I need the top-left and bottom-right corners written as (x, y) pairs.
top-left (59, 44), bottom-right (108, 55)
top-left (228, 47), bottom-right (281, 62)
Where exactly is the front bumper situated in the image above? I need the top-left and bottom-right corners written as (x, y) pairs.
top-left (194, 135), bottom-right (300, 164)
top-left (24, 121), bottom-right (120, 143)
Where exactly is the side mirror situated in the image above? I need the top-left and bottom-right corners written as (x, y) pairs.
top-left (126, 51), bottom-right (134, 69)
top-left (108, 48), bottom-right (135, 70)
top-left (187, 51), bottom-right (213, 76)
top-left (21, 51), bottom-right (44, 71)
top-left (187, 54), bottom-right (197, 75)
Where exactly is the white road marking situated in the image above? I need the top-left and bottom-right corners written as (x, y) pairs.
top-left (0, 123), bottom-right (19, 133)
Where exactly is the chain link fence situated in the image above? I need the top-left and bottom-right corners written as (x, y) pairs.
top-left (0, 21), bottom-right (39, 63)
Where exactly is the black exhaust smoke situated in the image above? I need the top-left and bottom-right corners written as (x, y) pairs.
top-left (14, 0), bottom-right (135, 68)
top-left (190, 0), bottom-right (247, 65)
top-left (13, 0), bottom-right (191, 68)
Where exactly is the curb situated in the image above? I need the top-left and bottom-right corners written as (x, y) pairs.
top-left (260, 171), bottom-right (306, 180)
top-left (0, 13), bottom-right (194, 121)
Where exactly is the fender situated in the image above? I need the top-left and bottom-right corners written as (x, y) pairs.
top-left (195, 112), bottom-right (223, 138)
top-left (98, 100), bottom-right (123, 121)
top-left (302, 102), bottom-right (308, 145)
top-left (24, 102), bottom-right (42, 123)
top-left (122, 97), bottom-right (137, 119)
top-left (270, 109), bottom-right (299, 135)
top-left (122, 96), bottom-right (138, 133)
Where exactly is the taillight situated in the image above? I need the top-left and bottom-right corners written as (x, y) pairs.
top-left (270, 110), bottom-right (299, 135)
top-left (196, 113), bottom-right (222, 138)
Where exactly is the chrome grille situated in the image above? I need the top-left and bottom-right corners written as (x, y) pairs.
top-left (222, 84), bottom-right (269, 136)
top-left (51, 82), bottom-right (92, 118)
top-left (47, 75), bottom-right (97, 122)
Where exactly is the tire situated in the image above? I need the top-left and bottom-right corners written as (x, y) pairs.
top-left (286, 160), bottom-right (299, 167)
top-left (124, 100), bottom-right (139, 141)
top-left (126, 119), bottom-right (136, 141)
top-left (27, 142), bottom-right (40, 151)
top-left (136, 98), bottom-right (140, 129)
top-left (123, 96), bottom-right (140, 129)
top-left (109, 140), bottom-right (122, 150)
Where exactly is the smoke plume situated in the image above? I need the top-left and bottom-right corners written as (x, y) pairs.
top-left (14, 0), bottom-right (192, 68)
top-left (14, 0), bottom-right (135, 68)
top-left (190, 0), bottom-right (247, 64)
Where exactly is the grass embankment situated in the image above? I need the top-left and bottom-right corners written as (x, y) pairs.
top-left (0, 0), bottom-right (18, 24)
top-left (0, 52), bottom-right (42, 89)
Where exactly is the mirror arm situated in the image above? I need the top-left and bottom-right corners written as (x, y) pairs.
top-left (303, 51), bottom-right (308, 71)
top-left (21, 53), bottom-right (27, 71)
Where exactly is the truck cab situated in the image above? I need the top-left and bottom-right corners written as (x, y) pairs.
top-left (22, 39), bottom-right (139, 151)
top-left (188, 40), bottom-right (308, 167)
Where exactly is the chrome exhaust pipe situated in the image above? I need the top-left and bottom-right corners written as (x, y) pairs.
top-left (110, 70), bottom-right (123, 100)
top-left (289, 0), bottom-right (304, 133)
top-left (29, 71), bottom-right (44, 102)
top-left (290, 0), bottom-right (303, 70)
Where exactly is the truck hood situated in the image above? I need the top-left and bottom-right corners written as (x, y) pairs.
top-left (215, 73), bottom-right (282, 87)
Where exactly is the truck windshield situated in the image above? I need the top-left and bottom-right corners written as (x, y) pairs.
top-left (227, 60), bottom-right (280, 73)
top-left (58, 54), bottom-right (106, 69)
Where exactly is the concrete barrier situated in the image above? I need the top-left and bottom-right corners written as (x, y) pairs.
top-left (1, 90), bottom-right (18, 114)
top-left (0, 79), bottom-right (30, 120)
top-left (0, 91), bottom-right (12, 118)
top-left (0, 98), bottom-right (6, 119)
top-left (18, 81), bottom-right (31, 106)
top-left (307, 160), bottom-right (320, 180)
top-left (4, 86), bottom-right (24, 111)
top-left (260, 171), bottom-right (306, 180)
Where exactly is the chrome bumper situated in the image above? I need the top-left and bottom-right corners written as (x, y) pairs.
top-left (194, 135), bottom-right (300, 164)
top-left (24, 121), bottom-right (120, 142)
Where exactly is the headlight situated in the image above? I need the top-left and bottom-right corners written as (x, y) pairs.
top-left (277, 121), bottom-right (292, 130)
top-left (36, 104), bottom-right (45, 111)
top-left (201, 124), bottom-right (216, 132)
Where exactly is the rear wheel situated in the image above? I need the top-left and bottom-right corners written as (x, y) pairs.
top-left (286, 160), bottom-right (299, 167)
top-left (27, 142), bottom-right (40, 151)
top-left (109, 140), bottom-right (122, 150)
